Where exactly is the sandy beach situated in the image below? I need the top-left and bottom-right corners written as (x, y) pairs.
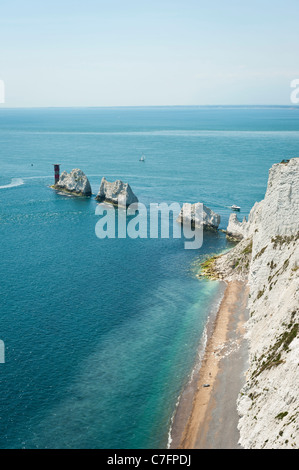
top-left (170, 280), bottom-right (249, 449)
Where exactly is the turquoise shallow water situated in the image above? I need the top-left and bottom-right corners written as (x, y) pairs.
top-left (0, 106), bottom-right (298, 448)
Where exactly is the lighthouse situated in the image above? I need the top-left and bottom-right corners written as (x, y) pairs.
top-left (53, 164), bottom-right (60, 184)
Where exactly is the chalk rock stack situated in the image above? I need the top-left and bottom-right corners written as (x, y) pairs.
top-left (53, 169), bottom-right (92, 196)
top-left (177, 202), bottom-right (220, 230)
top-left (226, 213), bottom-right (248, 239)
top-left (95, 177), bottom-right (138, 207)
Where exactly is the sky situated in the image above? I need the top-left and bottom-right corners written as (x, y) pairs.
top-left (0, 0), bottom-right (298, 107)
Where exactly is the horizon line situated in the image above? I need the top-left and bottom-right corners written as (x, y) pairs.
top-left (0, 104), bottom-right (298, 110)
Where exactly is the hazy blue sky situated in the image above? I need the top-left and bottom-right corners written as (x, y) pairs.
top-left (0, 0), bottom-right (298, 107)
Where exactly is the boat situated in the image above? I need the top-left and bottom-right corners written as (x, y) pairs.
top-left (139, 154), bottom-right (145, 162)
top-left (231, 204), bottom-right (241, 211)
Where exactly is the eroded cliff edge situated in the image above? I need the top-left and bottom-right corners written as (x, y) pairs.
top-left (203, 158), bottom-right (299, 449)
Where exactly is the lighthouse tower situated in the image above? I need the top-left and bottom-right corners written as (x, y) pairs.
top-left (53, 164), bottom-right (60, 184)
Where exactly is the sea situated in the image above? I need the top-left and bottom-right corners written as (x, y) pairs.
top-left (0, 106), bottom-right (298, 449)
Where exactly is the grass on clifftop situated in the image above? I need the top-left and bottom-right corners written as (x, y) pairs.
top-left (200, 255), bottom-right (220, 279)
top-left (252, 315), bottom-right (298, 378)
top-left (198, 238), bottom-right (252, 280)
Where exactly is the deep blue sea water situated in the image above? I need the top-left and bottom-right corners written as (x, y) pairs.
top-left (0, 106), bottom-right (298, 449)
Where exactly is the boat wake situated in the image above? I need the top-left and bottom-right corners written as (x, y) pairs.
top-left (0, 178), bottom-right (24, 189)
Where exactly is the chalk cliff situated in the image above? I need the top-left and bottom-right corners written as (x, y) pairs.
top-left (205, 158), bottom-right (299, 448)
top-left (52, 168), bottom-right (92, 196)
top-left (226, 214), bottom-right (248, 240)
top-left (237, 158), bottom-right (299, 449)
top-left (177, 202), bottom-right (220, 230)
top-left (95, 177), bottom-right (138, 207)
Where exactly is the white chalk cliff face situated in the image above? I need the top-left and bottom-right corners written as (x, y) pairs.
top-left (231, 158), bottom-right (299, 449)
top-left (226, 213), bottom-right (248, 239)
top-left (95, 177), bottom-right (138, 207)
top-left (54, 169), bottom-right (92, 196)
top-left (177, 202), bottom-right (220, 230)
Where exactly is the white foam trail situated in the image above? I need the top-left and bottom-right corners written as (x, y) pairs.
top-left (9, 129), bottom-right (299, 138)
top-left (22, 176), bottom-right (52, 180)
top-left (0, 178), bottom-right (24, 189)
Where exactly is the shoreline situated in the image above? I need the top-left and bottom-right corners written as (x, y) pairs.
top-left (169, 279), bottom-right (249, 449)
